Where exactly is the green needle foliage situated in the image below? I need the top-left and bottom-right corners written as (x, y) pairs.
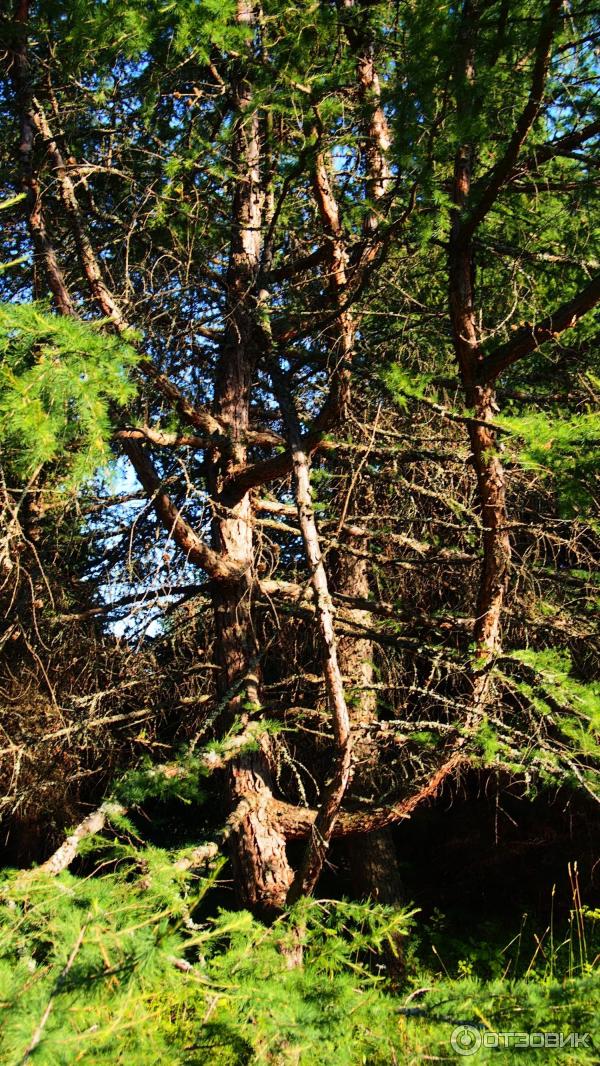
top-left (0, 837), bottom-right (597, 1065)
top-left (498, 409), bottom-right (600, 519)
top-left (0, 844), bottom-right (414, 1065)
top-left (0, 303), bottom-right (138, 484)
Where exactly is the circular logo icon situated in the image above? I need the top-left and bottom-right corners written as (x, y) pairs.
top-left (451, 1026), bottom-right (482, 1056)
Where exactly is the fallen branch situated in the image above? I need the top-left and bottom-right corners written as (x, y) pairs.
top-left (0, 708), bottom-right (152, 756)
top-left (36, 802), bottom-right (127, 876)
top-left (20, 729), bottom-right (266, 878)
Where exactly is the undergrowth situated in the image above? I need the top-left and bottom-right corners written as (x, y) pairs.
top-left (0, 820), bottom-right (597, 1065)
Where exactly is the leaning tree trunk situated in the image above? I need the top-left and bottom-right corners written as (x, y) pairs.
top-left (272, 372), bottom-right (352, 903)
top-left (332, 1), bottom-right (404, 903)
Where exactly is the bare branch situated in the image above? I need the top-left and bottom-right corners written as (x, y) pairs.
top-left (121, 439), bottom-right (240, 581)
top-left (464, 0), bottom-right (562, 237)
top-left (271, 368), bottom-right (352, 902)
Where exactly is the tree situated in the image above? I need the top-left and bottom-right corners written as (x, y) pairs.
top-left (0, 0), bottom-right (598, 912)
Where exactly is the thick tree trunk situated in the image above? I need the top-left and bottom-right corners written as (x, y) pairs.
top-left (311, 142), bottom-right (355, 423)
top-left (227, 743), bottom-right (293, 915)
top-left (341, 0), bottom-right (392, 231)
top-left (11, 0), bottom-right (294, 915)
top-left (209, 0), bottom-right (294, 913)
top-left (10, 0), bottom-right (74, 315)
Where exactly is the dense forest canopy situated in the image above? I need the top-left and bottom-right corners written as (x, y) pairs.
top-left (0, 0), bottom-right (598, 1060)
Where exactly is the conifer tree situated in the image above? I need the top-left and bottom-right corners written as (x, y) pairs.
top-left (0, 0), bottom-right (598, 911)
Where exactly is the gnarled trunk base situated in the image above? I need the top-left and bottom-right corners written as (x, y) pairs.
top-left (227, 750), bottom-right (293, 916)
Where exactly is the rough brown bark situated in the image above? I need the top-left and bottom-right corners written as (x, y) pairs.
top-left (25, 94), bottom-right (127, 330)
top-left (341, 0), bottom-right (392, 229)
top-left (348, 831), bottom-right (404, 904)
top-left (227, 744), bottom-right (293, 915)
top-left (448, 2), bottom-right (511, 715)
top-left (331, 532), bottom-right (377, 721)
top-left (10, 0), bottom-right (74, 315)
top-left (311, 130), bottom-right (355, 423)
top-left (448, 0), bottom-right (579, 715)
top-left (208, 0), bottom-right (295, 913)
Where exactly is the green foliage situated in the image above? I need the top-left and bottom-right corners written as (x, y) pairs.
top-left (488, 649), bottom-right (600, 795)
top-left (41, 0), bottom-right (245, 71)
top-left (0, 847), bottom-right (216, 1065)
top-left (383, 364), bottom-right (438, 409)
top-left (0, 193), bottom-right (26, 213)
top-left (0, 842), bottom-right (416, 1066)
top-left (0, 843), bottom-right (597, 1064)
top-left (113, 756), bottom-right (209, 808)
top-left (472, 718), bottom-right (513, 764)
top-left (507, 648), bottom-right (599, 753)
top-left (409, 974), bottom-right (599, 1063)
top-left (499, 409), bottom-right (600, 517)
top-left (0, 303), bottom-right (138, 484)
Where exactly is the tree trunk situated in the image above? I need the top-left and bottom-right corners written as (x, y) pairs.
top-left (208, 0), bottom-right (294, 914)
top-left (448, 2), bottom-right (511, 719)
top-left (330, 529), bottom-right (404, 905)
top-left (10, 0), bottom-right (74, 315)
top-left (467, 389), bottom-right (511, 713)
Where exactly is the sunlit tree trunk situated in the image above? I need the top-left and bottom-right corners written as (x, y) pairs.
top-left (206, 0), bottom-right (294, 913)
top-left (448, 1), bottom-right (511, 719)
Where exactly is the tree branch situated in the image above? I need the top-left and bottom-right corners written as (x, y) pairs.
top-left (120, 439), bottom-right (240, 581)
top-left (271, 368), bottom-right (352, 902)
top-left (463, 0), bottom-right (561, 237)
top-left (271, 752), bottom-right (468, 839)
top-left (509, 116), bottom-right (600, 181)
top-left (480, 273), bottom-right (600, 382)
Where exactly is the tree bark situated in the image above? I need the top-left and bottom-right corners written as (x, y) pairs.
top-left (448, 2), bottom-right (511, 717)
top-left (208, 0), bottom-right (294, 914)
top-left (340, 0), bottom-right (392, 230)
top-left (272, 371), bottom-right (352, 903)
top-left (332, 9), bottom-right (403, 901)
top-left (10, 0), bottom-right (74, 315)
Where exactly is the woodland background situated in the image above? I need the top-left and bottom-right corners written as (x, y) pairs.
top-left (0, 0), bottom-right (599, 1061)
